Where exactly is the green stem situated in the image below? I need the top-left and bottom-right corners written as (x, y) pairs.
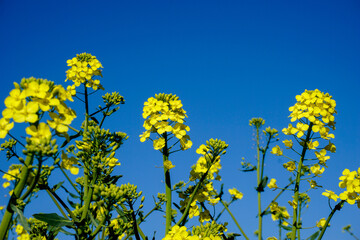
top-left (57, 163), bottom-right (80, 195)
top-left (220, 199), bottom-right (249, 240)
top-left (256, 127), bottom-right (262, 240)
top-left (128, 201), bottom-right (141, 240)
top-left (89, 215), bottom-right (106, 239)
top-left (81, 170), bottom-right (98, 221)
top-left (291, 123), bottom-right (313, 240)
top-left (317, 200), bottom-right (345, 240)
top-left (163, 137), bottom-right (172, 234)
top-left (45, 188), bottom-right (69, 219)
top-left (297, 204), bottom-right (301, 240)
top-left (176, 157), bottom-right (218, 226)
top-left (46, 185), bottom-right (77, 220)
top-left (20, 157), bottom-right (43, 201)
top-left (0, 153), bottom-right (34, 240)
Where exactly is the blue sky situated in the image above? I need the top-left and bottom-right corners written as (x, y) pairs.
top-left (0, 0), bottom-right (359, 239)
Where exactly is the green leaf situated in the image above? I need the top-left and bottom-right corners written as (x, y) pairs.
top-left (306, 231), bottom-right (320, 240)
top-left (33, 213), bottom-right (74, 227)
top-left (256, 176), bottom-right (269, 192)
top-left (67, 197), bottom-right (78, 208)
top-left (52, 181), bottom-right (64, 191)
top-left (58, 228), bottom-right (75, 236)
top-left (61, 185), bottom-right (80, 199)
top-left (11, 204), bottom-right (30, 232)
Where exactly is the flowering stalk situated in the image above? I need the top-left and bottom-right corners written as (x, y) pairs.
top-left (0, 153), bottom-right (34, 240)
top-left (256, 126), bottom-right (263, 240)
top-left (220, 199), bottom-right (249, 240)
top-left (163, 133), bottom-right (172, 234)
top-left (317, 200), bottom-right (345, 240)
top-left (249, 118), bottom-right (265, 240)
top-left (290, 123), bottom-right (313, 240)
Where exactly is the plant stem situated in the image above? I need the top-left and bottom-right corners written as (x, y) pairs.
top-left (256, 127), bottom-right (262, 240)
top-left (317, 200), bottom-right (345, 240)
top-left (163, 132), bottom-right (172, 234)
top-left (128, 201), bottom-right (141, 240)
top-left (45, 188), bottom-right (69, 219)
top-left (0, 153), bottom-right (34, 240)
top-left (220, 199), bottom-right (249, 240)
top-left (81, 170), bottom-right (98, 221)
top-left (290, 123), bottom-right (313, 240)
top-left (58, 163), bottom-right (80, 195)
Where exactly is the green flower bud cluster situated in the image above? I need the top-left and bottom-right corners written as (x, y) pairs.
top-left (205, 138), bottom-right (228, 158)
top-left (76, 122), bottom-right (127, 172)
top-left (19, 77), bottom-right (55, 92)
top-left (102, 92), bottom-right (125, 106)
top-left (37, 165), bottom-right (55, 187)
top-left (263, 127), bottom-right (279, 138)
top-left (191, 222), bottom-right (227, 238)
top-left (28, 217), bottom-right (49, 239)
top-left (1, 138), bottom-right (17, 159)
top-left (108, 217), bottom-right (133, 237)
top-left (249, 117), bottom-right (265, 128)
top-left (23, 139), bottom-right (58, 156)
top-left (100, 92), bottom-right (125, 117)
top-left (93, 183), bottom-right (142, 205)
top-left (154, 93), bottom-right (180, 102)
top-left (157, 193), bottom-right (166, 202)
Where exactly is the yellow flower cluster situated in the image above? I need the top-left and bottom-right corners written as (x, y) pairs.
top-left (283, 89), bottom-right (336, 140)
top-left (140, 93), bottom-right (192, 151)
top-left (0, 78), bottom-right (76, 140)
top-left (228, 188), bottom-right (244, 199)
top-left (322, 168), bottom-right (360, 207)
top-left (15, 224), bottom-right (30, 240)
top-left (269, 202), bottom-right (290, 222)
top-left (267, 178), bottom-right (278, 189)
top-left (163, 225), bottom-right (221, 240)
top-left (60, 150), bottom-right (79, 175)
top-left (179, 140), bottom-right (228, 222)
top-left (179, 182), bottom-right (219, 222)
top-left (66, 53), bottom-right (104, 90)
top-left (2, 165), bottom-right (20, 188)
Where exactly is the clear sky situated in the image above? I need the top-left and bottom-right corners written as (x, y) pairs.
top-left (0, 0), bottom-right (359, 239)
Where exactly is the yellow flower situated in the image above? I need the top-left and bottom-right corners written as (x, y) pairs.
top-left (283, 139), bottom-right (293, 148)
top-left (0, 118), bottom-right (14, 138)
top-left (163, 225), bottom-right (190, 240)
top-left (283, 161), bottom-right (296, 172)
top-left (153, 138), bottom-right (165, 150)
top-left (322, 190), bottom-right (338, 202)
top-left (268, 178), bottom-right (278, 189)
top-left (199, 210), bottom-right (211, 223)
top-left (307, 140), bottom-right (319, 150)
top-left (25, 122), bottom-right (52, 144)
top-left (311, 164), bottom-right (325, 176)
top-left (270, 202), bottom-right (290, 221)
top-left (228, 188), bottom-right (243, 199)
top-left (271, 145), bottom-right (283, 156)
top-left (315, 149), bottom-right (330, 165)
top-left (196, 144), bottom-right (209, 154)
top-left (61, 151), bottom-right (79, 175)
top-left (316, 218), bottom-right (328, 228)
top-left (164, 160), bottom-right (175, 170)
